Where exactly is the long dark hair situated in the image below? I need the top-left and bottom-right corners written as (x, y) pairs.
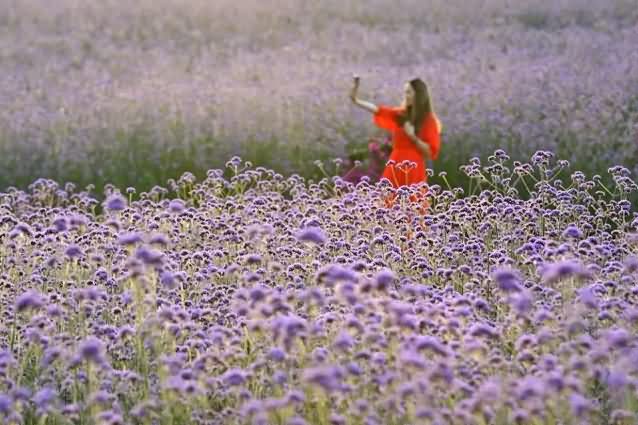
top-left (396, 78), bottom-right (433, 134)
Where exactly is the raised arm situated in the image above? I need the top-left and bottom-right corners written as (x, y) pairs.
top-left (349, 75), bottom-right (378, 114)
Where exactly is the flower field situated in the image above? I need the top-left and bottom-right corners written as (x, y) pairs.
top-left (1, 0), bottom-right (637, 193)
top-left (0, 151), bottom-right (637, 424)
top-left (2, 0), bottom-right (638, 423)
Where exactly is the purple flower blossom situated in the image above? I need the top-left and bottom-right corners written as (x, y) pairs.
top-left (159, 271), bottom-right (177, 289)
top-left (562, 225), bottom-right (583, 239)
top-left (606, 328), bottom-right (632, 350)
top-left (135, 246), bottom-right (164, 266)
top-left (316, 264), bottom-right (358, 284)
top-left (296, 226), bottom-right (327, 245)
top-left (268, 347), bottom-right (286, 362)
top-left (168, 199), bottom-right (186, 213)
top-left (77, 337), bottom-right (106, 364)
top-left (118, 232), bottom-right (143, 246)
top-left (569, 393), bottom-right (593, 418)
top-left (414, 336), bottom-right (449, 357)
top-left (540, 259), bottom-right (591, 284)
top-left (577, 285), bottom-right (598, 309)
top-left (0, 394), bottom-right (12, 415)
top-left (103, 194), bottom-right (127, 212)
top-left (374, 268), bottom-right (396, 290)
top-left (64, 244), bottom-right (83, 258)
top-left (302, 365), bottom-right (344, 392)
top-left (492, 267), bottom-right (522, 292)
top-left (624, 255), bottom-right (638, 274)
top-left (222, 369), bottom-right (247, 387)
top-left (33, 388), bottom-right (56, 412)
top-left (15, 290), bottom-right (44, 313)
top-left (469, 323), bottom-right (498, 339)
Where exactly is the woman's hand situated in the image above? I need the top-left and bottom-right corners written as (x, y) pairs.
top-left (403, 121), bottom-right (415, 137)
top-left (350, 75), bottom-right (379, 114)
top-left (404, 122), bottom-right (431, 159)
top-left (419, 142), bottom-right (432, 160)
top-left (349, 74), bottom-right (360, 102)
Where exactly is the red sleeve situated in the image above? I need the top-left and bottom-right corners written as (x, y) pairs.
top-left (373, 105), bottom-right (400, 132)
top-left (421, 113), bottom-right (442, 160)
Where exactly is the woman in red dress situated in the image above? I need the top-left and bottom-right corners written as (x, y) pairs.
top-left (349, 75), bottom-right (442, 214)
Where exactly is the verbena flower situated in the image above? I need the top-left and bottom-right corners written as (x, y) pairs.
top-left (168, 199), bottom-right (186, 213)
top-left (540, 259), bottom-right (591, 284)
top-left (222, 369), bottom-right (247, 387)
top-left (296, 226), bottom-right (327, 245)
top-left (569, 393), bottom-right (593, 418)
top-left (77, 337), bottom-right (106, 365)
top-left (492, 267), bottom-right (522, 292)
top-left (103, 194), bottom-right (127, 212)
top-left (302, 365), bottom-right (344, 392)
top-left (64, 244), bottom-right (83, 259)
top-left (374, 268), bottom-right (396, 290)
top-left (32, 387), bottom-right (56, 413)
top-left (15, 290), bottom-right (44, 313)
top-left (0, 394), bottom-right (12, 415)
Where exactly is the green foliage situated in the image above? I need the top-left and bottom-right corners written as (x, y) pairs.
top-left (1, 121), bottom-right (637, 208)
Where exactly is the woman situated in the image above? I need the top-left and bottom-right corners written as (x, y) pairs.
top-left (349, 75), bottom-right (442, 213)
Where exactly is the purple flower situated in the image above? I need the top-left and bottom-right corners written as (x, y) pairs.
top-left (540, 259), bottom-right (591, 284)
top-left (33, 388), bottom-right (56, 411)
top-left (104, 194), bottom-right (127, 212)
top-left (577, 286), bottom-right (598, 309)
top-left (77, 337), bottom-right (106, 364)
top-left (0, 394), bottom-right (12, 415)
top-left (624, 255), bottom-right (638, 274)
top-left (268, 347), bottom-right (286, 362)
top-left (606, 328), bottom-right (631, 350)
top-left (117, 232), bottom-right (143, 246)
top-left (316, 264), bottom-right (358, 284)
top-left (492, 267), bottom-right (522, 292)
top-left (168, 199), bottom-right (186, 213)
top-left (222, 369), bottom-right (246, 387)
top-left (285, 390), bottom-right (305, 405)
top-left (545, 373), bottom-right (565, 392)
top-left (516, 376), bottom-right (544, 401)
top-left (469, 323), bottom-right (498, 339)
top-left (64, 244), bottom-right (83, 259)
top-left (135, 246), bottom-right (164, 266)
top-left (296, 226), bottom-right (327, 245)
top-left (562, 225), bottom-right (583, 239)
top-left (159, 271), bottom-right (177, 289)
top-left (345, 362), bottom-right (363, 376)
top-left (245, 254), bottom-right (262, 265)
top-left (606, 369), bottom-right (628, 391)
top-left (510, 290), bottom-right (533, 316)
top-left (333, 331), bottom-right (354, 352)
top-left (15, 290), bottom-right (44, 313)
top-left (399, 350), bottom-right (427, 370)
top-left (569, 393), bottom-right (593, 418)
top-left (302, 365), bottom-right (344, 392)
top-left (414, 336), bottom-right (449, 357)
top-left (51, 216), bottom-right (68, 232)
top-left (374, 268), bottom-right (396, 290)
top-left (149, 233), bottom-right (170, 246)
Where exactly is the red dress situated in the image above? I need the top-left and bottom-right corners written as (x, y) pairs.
top-left (373, 105), bottom-right (442, 212)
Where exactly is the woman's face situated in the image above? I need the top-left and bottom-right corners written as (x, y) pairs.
top-left (402, 82), bottom-right (415, 108)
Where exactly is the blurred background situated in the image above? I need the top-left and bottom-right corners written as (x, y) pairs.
top-left (0, 0), bottom-right (637, 198)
